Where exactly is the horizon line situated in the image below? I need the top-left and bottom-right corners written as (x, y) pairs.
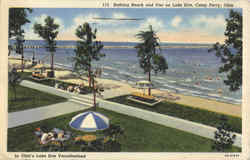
top-left (17, 39), bottom-right (214, 45)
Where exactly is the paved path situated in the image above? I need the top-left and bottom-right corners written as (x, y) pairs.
top-left (97, 98), bottom-right (242, 148)
top-left (14, 80), bottom-right (241, 148)
top-left (9, 80), bottom-right (94, 128)
top-left (8, 101), bottom-right (92, 128)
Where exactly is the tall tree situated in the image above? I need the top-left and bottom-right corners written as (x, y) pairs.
top-left (9, 8), bottom-right (32, 39)
top-left (9, 8), bottom-right (32, 72)
top-left (33, 16), bottom-right (59, 77)
top-left (208, 10), bottom-right (242, 91)
top-left (135, 25), bottom-right (168, 95)
top-left (73, 22), bottom-right (105, 87)
top-left (8, 67), bottom-right (22, 101)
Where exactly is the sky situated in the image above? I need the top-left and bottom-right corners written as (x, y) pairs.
top-left (22, 8), bottom-right (242, 43)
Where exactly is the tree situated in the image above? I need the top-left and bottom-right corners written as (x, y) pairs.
top-left (34, 16), bottom-right (59, 77)
top-left (208, 10), bottom-right (242, 91)
top-left (212, 115), bottom-right (236, 152)
top-left (9, 8), bottom-right (33, 72)
top-left (15, 34), bottom-right (25, 72)
top-left (9, 8), bottom-right (32, 39)
top-left (8, 68), bottom-right (22, 101)
top-left (135, 25), bottom-right (168, 95)
top-left (73, 23), bottom-right (105, 87)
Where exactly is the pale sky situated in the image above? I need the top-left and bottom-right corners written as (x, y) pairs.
top-left (22, 8), bottom-right (242, 43)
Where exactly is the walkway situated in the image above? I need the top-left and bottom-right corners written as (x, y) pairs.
top-left (98, 99), bottom-right (242, 148)
top-left (12, 80), bottom-right (241, 148)
top-left (8, 101), bottom-right (92, 128)
top-left (9, 80), bottom-right (94, 128)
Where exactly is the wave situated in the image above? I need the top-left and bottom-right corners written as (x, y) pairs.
top-left (55, 63), bottom-right (72, 68)
top-left (119, 70), bottom-right (131, 75)
top-left (127, 81), bottom-right (135, 84)
top-left (184, 78), bottom-right (192, 82)
top-left (112, 75), bottom-right (120, 79)
top-left (163, 84), bottom-right (176, 89)
top-left (193, 85), bottom-right (214, 91)
top-left (163, 84), bottom-right (188, 92)
top-left (159, 88), bottom-right (172, 92)
top-left (103, 66), bottom-right (117, 71)
top-left (186, 90), bottom-right (202, 95)
top-left (102, 72), bottom-right (109, 76)
top-left (222, 96), bottom-right (242, 103)
top-left (208, 93), bottom-right (221, 98)
top-left (153, 79), bottom-right (164, 84)
top-left (179, 83), bottom-right (190, 87)
top-left (203, 79), bottom-right (218, 83)
top-left (168, 80), bottom-right (177, 83)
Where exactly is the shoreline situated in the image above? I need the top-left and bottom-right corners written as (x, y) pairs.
top-left (22, 45), bottom-right (213, 49)
top-left (8, 57), bottom-right (242, 118)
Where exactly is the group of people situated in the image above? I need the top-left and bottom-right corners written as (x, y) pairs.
top-left (35, 127), bottom-right (70, 145)
top-left (66, 84), bottom-right (84, 93)
top-left (55, 83), bottom-right (85, 94)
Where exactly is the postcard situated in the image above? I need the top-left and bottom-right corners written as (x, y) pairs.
top-left (0, 0), bottom-right (249, 159)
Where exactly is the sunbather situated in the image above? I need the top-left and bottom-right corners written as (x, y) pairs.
top-left (40, 132), bottom-right (55, 144)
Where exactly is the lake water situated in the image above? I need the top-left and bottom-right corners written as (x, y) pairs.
top-left (9, 40), bottom-right (242, 104)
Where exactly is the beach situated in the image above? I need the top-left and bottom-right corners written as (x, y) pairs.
top-left (8, 57), bottom-right (241, 118)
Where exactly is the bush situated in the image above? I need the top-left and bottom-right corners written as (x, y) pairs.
top-left (212, 115), bottom-right (236, 152)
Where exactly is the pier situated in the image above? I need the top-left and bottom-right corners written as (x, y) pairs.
top-left (23, 45), bottom-right (213, 49)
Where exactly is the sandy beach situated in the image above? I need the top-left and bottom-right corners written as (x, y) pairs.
top-left (8, 57), bottom-right (242, 118)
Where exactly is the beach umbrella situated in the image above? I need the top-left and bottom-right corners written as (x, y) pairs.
top-left (33, 64), bottom-right (46, 71)
top-left (69, 111), bottom-right (109, 132)
top-left (135, 80), bottom-right (154, 94)
top-left (136, 80), bottom-right (154, 88)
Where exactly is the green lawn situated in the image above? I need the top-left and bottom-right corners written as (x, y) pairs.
top-left (8, 107), bottom-right (241, 152)
top-left (108, 95), bottom-right (242, 133)
top-left (8, 84), bottom-right (67, 112)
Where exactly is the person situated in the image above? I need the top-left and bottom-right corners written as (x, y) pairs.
top-left (74, 86), bottom-right (81, 94)
top-left (40, 132), bottom-right (55, 144)
top-left (67, 85), bottom-right (74, 92)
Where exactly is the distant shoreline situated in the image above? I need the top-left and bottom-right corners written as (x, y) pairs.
top-left (23, 45), bottom-right (213, 49)
top-left (9, 39), bottom-right (214, 49)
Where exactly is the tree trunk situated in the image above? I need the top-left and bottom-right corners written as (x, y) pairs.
top-left (21, 53), bottom-right (24, 72)
top-left (148, 70), bottom-right (151, 96)
top-left (88, 64), bottom-right (91, 87)
top-left (13, 86), bottom-right (17, 101)
top-left (8, 45), bottom-right (11, 56)
top-left (51, 52), bottom-right (54, 72)
top-left (93, 77), bottom-right (96, 111)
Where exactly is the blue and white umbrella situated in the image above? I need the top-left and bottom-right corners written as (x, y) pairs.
top-left (69, 111), bottom-right (109, 132)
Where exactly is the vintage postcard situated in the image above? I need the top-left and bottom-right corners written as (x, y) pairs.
top-left (0, 0), bottom-right (249, 159)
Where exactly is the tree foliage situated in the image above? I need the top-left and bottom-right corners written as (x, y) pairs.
top-left (73, 22), bottom-right (105, 87)
top-left (9, 8), bottom-right (32, 39)
top-left (8, 8), bottom-right (32, 72)
top-left (135, 25), bottom-right (168, 95)
top-left (212, 116), bottom-right (236, 152)
top-left (34, 16), bottom-right (59, 73)
top-left (208, 10), bottom-right (242, 91)
top-left (8, 68), bottom-right (22, 101)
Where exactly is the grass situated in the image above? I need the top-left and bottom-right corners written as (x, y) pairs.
top-left (8, 107), bottom-right (241, 152)
top-left (108, 95), bottom-right (242, 134)
top-left (8, 85), bottom-right (67, 112)
top-left (130, 95), bottom-right (158, 103)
